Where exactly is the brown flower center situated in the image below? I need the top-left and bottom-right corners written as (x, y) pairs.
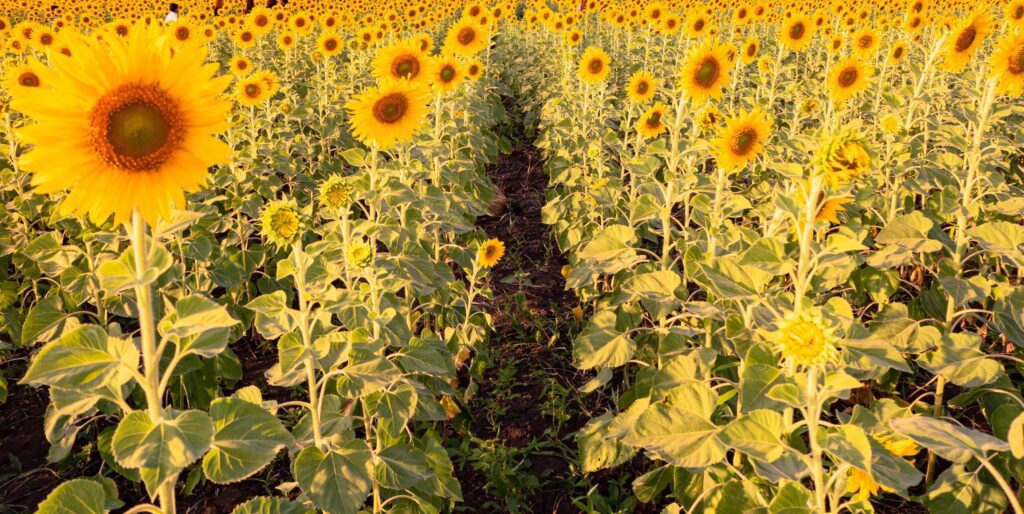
top-left (955, 25), bottom-right (977, 52)
top-left (838, 66), bottom-right (859, 87)
top-left (1010, 46), bottom-right (1024, 74)
top-left (439, 64), bottom-right (456, 82)
top-left (18, 71), bottom-right (39, 87)
top-left (372, 93), bottom-right (409, 124)
top-left (588, 57), bottom-right (604, 74)
top-left (646, 111), bottom-right (662, 128)
top-left (90, 83), bottom-right (184, 172)
top-left (694, 57), bottom-right (720, 87)
top-left (458, 27), bottom-right (476, 45)
top-left (789, 22), bottom-right (805, 41)
top-left (392, 54), bottom-right (420, 78)
top-left (175, 27), bottom-right (189, 41)
top-left (732, 127), bottom-right (757, 155)
top-left (636, 80), bottom-right (649, 94)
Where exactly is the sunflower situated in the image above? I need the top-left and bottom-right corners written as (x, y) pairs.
top-left (4, 60), bottom-right (45, 94)
top-left (477, 238), bottom-right (505, 268)
top-left (432, 57), bottom-right (465, 94)
top-left (317, 32), bottom-right (343, 57)
top-left (712, 108), bottom-right (772, 171)
top-left (626, 70), bottom-right (658, 104)
top-left (989, 32), bottom-right (1024, 98)
top-left (260, 198), bottom-right (302, 248)
top-left (578, 46), bottom-right (612, 85)
top-left (277, 31), bottom-right (297, 50)
top-left (10, 26), bottom-right (231, 227)
top-left (816, 131), bottom-right (872, 187)
top-left (816, 196), bottom-right (852, 224)
top-left (881, 114), bottom-right (901, 134)
top-left (373, 40), bottom-right (433, 85)
top-left (233, 29), bottom-right (257, 49)
top-left (770, 308), bottom-right (840, 369)
top-left (236, 76), bottom-right (270, 106)
top-left (1006, 0), bottom-right (1024, 26)
top-left (230, 56), bottom-right (253, 76)
top-left (686, 12), bottom-right (710, 37)
top-left (943, 10), bottom-right (993, 72)
top-left (445, 17), bottom-right (487, 56)
top-left (637, 102), bottom-right (669, 138)
top-left (852, 27), bottom-right (879, 56)
top-left (255, 70), bottom-right (282, 97)
top-left (679, 41), bottom-right (731, 104)
top-left (827, 57), bottom-right (873, 104)
top-left (741, 36), bottom-right (759, 64)
top-left (319, 175), bottom-right (354, 211)
top-left (347, 239), bottom-right (375, 268)
top-left (780, 13), bottom-right (814, 52)
top-left (466, 59), bottom-right (484, 81)
top-left (346, 80), bottom-right (430, 149)
top-left (846, 433), bottom-right (919, 502)
top-left (697, 104), bottom-right (722, 132)
top-left (887, 41), bottom-right (908, 66)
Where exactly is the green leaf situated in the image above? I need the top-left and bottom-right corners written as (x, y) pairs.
top-left (97, 245), bottom-right (172, 294)
top-left (293, 441), bottom-right (373, 514)
top-left (36, 478), bottom-right (110, 514)
top-left (923, 464), bottom-right (1008, 514)
top-left (768, 481), bottom-right (812, 514)
top-left (968, 221), bottom-right (1024, 263)
top-left (622, 403), bottom-right (725, 468)
top-left (341, 147), bottom-right (367, 167)
top-left (576, 225), bottom-right (645, 274)
top-left (821, 424), bottom-right (872, 474)
top-left (1009, 411), bottom-right (1024, 459)
top-left (21, 325), bottom-right (137, 390)
top-left (867, 437), bottom-right (923, 494)
top-left (335, 357), bottom-right (401, 398)
top-left (158, 295), bottom-right (239, 358)
top-left (890, 416), bottom-right (1010, 464)
top-left (112, 409), bottom-right (214, 497)
top-left (721, 409), bottom-right (786, 462)
top-left (573, 310), bottom-right (636, 370)
top-left (918, 333), bottom-right (1002, 388)
top-left (21, 295), bottom-right (71, 346)
top-left (375, 444), bottom-right (432, 489)
top-left (231, 496), bottom-right (313, 514)
top-left (202, 398), bottom-right (292, 484)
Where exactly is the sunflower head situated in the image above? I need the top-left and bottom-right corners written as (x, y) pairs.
top-left (697, 105), bottom-right (721, 132)
top-left (989, 32), bottom-right (1024, 98)
top-left (345, 80), bottom-right (430, 149)
top-left (477, 238), bottom-right (505, 268)
top-left (236, 76), bottom-right (270, 106)
top-left (261, 199), bottom-right (303, 248)
top-left (346, 239), bottom-right (375, 268)
top-left (432, 57), bottom-right (465, 94)
top-left (578, 46), bottom-right (612, 85)
top-left (317, 32), bottom-right (343, 57)
top-left (445, 18), bottom-right (487, 56)
top-left (712, 107), bottom-right (772, 171)
top-left (770, 308), bottom-right (840, 369)
top-left (373, 40), bottom-right (433, 84)
top-left (466, 60), bottom-right (484, 81)
top-left (637, 102), bottom-right (669, 139)
top-left (680, 41), bottom-right (731, 104)
top-left (828, 57), bottom-right (873, 104)
top-left (626, 70), bottom-right (658, 104)
top-left (943, 10), bottom-right (993, 72)
top-left (781, 14), bottom-right (814, 52)
top-left (816, 130), bottom-right (872, 187)
top-left (319, 175), bottom-right (354, 211)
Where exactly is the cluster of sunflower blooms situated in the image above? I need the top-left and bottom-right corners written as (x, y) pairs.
top-left (498, 0), bottom-right (1024, 511)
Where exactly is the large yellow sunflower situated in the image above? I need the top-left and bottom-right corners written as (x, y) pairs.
top-left (236, 75), bottom-right (271, 106)
top-left (625, 70), bottom-right (658, 104)
top-left (373, 40), bottom-right (434, 85)
top-left (679, 41), bottom-right (731, 104)
top-left (942, 10), bottom-right (993, 72)
top-left (346, 80), bottom-right (430, 149)
top-left (637, 102), bottom-right (669, 138)
top-left (989, 32), bottom-right (1024, 98)
top-left (432, 57), bottom-right (465, 94)
top-left (780, 13), bottom-right (814, 52)
top-left (316, 32), bottom-right (343, 57)
top-left (712, 108), bottom-right (772, 171)
top-left (444, 17), bottom-right (488, 56)
top-left (827, 57), bottom-right (873, 104)
top-left (578, 46), bottom-right (612, 85)
top-left (11, 26), bottom-right (232, 226)
top-left (770, 308), bottom-right (840, 368)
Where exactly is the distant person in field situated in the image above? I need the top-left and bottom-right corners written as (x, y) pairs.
top-left (165, 2), bottom-right (179, 23)
top-left (213, 0), bottom-right (224, 16)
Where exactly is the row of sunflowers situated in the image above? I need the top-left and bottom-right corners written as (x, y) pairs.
top-left (496, 0), bottom-right (1024, 512)
top-left (0, 0), bottom-right (519, 513)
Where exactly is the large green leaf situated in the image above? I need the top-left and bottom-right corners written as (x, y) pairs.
top-left (890, 416), bottom-right (1009, 463)
top-left (231, 496), bottom-right (313, 514)
top-left (112, 409), bottom-right (214, 496)
top-left (158, 295), bottom-right (239, 358)
top-left (35, 478), bottom-right (110, 514)
top-left (293, 441), bottom-right (373, 514)
top-left (21, 325), bottom-right (137, 390)
top-left (202, 398), bottom-right (292, 484)
top-left (622, 403), bottom-right (725, 468)
top-left (21, 295), bottom-right (71, 346)
top-left (573, 310), bottom-right (636, 370)
top-left (96, 245), bottom-right (172, 294)
top-left (922, 465), bottom-right (1008, 514)
top-left (374, 444), bottom-right (432, 489)
top-left (721, 409), bottom-right (786, 462)
top-left (918, 333), bottom-right (1002, 388)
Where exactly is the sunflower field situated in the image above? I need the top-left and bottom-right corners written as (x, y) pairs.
top-left (0, 0), bottom-right (1023, 512)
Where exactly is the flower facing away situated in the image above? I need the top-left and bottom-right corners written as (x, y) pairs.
top-left (12, 25), bottom-right (232, 226)
top-left (816, 130), bottom-right (872, 188)
top-left (261, 199), bottom-right (303, 248)
top-left (770, 308), bottom-right (840, 368)
top-left (477, 238), bottom-right (505, 268)
top-left (712, 107), bottom-right (772, 171)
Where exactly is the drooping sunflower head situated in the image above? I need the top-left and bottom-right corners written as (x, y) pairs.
top-left (815, 129), bottom-right (872, 187)
top-left (679, 40), bottom-right (731, 104)
top-left (317, 32), bottom-right (343, 57)
top-left (319, 175), bottom-right (354, 211)
top-left (637, 102), bottom-right (669, 139)
top-left (345, 79), bottom-right (430, 149)
top-left (444, 17), bottom-right (488, 56)
top-left (845, 432), bottom-right (918, 502)
top-left (373, 40), bottom-right (433, 85)
top-left (827, 57), bottom-right (873, 104)
top-left (989, 32), bottom-right (1024, 98)
top-left (432, 57), bottom-right (465, 94)
top-left (578, 46), bottom-right (612, 85)
top-left (943, 10), bottom-right (993, 72)
top-left (626, 70), bottom-right (658, 104)
top-left (712, 107), bottom-right (772, 171)
top-left (236, 75), bottom-right (270, 107)
top-left (477, 238), bottom-right (505, 268)
top-left (11, 25), bottom-right (232, 226)
top-left (260, 199), bottom-right (303, 248)
top-left (770, 308), bottom-right (840, 369)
